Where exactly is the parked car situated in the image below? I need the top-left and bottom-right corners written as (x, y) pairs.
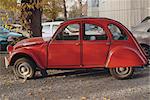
top-left (5, 18), bottom-right (148, 79)
top-left (0, 37), bottom-right (8, 51)
top-left (131, 17), bottom-right (150, 59)
top-left (42, 21), bottom-right (63, 38)
top-left (0, 26), bottom-right (23, 51)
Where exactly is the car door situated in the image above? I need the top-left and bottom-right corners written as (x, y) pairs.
top-left (82, 22), bottom-right (110, 67)
top-left (48, 22), bottom-right (81, 68)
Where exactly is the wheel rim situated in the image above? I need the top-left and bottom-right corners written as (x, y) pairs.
top-left (115, 67), bottom-right (131, 76)
top-left (17, 62), bottom-right (32, 77)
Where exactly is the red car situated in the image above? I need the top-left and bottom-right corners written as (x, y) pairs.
top-left (5, 18), bottom-right (148, 79)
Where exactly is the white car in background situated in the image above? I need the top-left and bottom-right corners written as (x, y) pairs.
top-left (42, 21), bottom-right (63, 38)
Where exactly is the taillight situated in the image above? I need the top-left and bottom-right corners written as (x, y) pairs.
top-left (7, 45), bottom-right (13, 54)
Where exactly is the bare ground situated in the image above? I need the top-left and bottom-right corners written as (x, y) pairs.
top-left (0, 52), bottom-right (150, 100)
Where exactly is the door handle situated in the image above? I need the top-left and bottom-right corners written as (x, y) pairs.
top-left (106, 42), bottom-right (111, 45)
top-left (75, 42), bottom-right (80, 46)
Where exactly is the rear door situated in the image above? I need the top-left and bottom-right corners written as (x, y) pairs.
top-left (82, 22), bottom-right (110, 67)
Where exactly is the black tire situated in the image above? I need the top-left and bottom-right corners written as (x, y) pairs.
top-left (109, 67), bottom-right (134, 79)
top-left (13, 58), bottom-right (36, 79)
top-left (140, 44), bottom-right (150, 59)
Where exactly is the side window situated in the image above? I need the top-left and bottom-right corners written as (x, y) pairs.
top-left (55, 24), bottom-right (79, 40)
top-left (84, 24), bottom-right (107, 40)
top-left (108, 24), bottom-right (127, 40)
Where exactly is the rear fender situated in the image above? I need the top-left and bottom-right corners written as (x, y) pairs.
top-left (106, 46), bottom-right (146, 68)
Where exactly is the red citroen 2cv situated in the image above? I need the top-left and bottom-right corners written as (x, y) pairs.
top-left (5, 18), bottom-right (148, 79)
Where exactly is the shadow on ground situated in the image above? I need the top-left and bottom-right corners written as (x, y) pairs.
top-left (33, 69), bottom-right (111, 80)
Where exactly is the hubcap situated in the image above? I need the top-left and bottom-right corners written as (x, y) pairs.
top-left (116, 67), bottom-right (130, 75)
top-left (18, 62), bottom-right (31, 77)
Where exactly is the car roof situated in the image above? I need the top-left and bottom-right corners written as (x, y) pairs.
top-left (65, 17), bottom-right (114, 22)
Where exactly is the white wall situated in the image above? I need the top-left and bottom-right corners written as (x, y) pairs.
top-left (87, 0), bottom-right (150, 29)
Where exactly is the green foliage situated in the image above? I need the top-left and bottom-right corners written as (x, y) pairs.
top-left (0, 0), bottom-right (19, 25)
top-left (0, 0), bottom-right (18, 11)
top-left (43, 0), bottom-right (63, 20)
top-left (69, 5), bottom-right (81, 18)
top-left (0, 0), bottom-right (65, 37)
top-left (0, 0), bottom-right (64, 24)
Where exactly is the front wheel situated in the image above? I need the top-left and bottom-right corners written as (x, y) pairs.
top-left (109, 67), bottom-right (134, 79)
top-left (13, 58), bottom-right (36, 79)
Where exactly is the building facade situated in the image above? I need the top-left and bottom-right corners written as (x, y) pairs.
top-left (87, 0), bottom-right (150, 29)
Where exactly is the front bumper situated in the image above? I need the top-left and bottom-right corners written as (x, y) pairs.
top-left (4, 57), bottom-right (9, 68)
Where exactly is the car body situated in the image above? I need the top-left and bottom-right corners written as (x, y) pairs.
top-left (42, 21), bottom-right (63, 39)
top-left (131, 18), bottom-right (150, 59)
top-left (5, 18), bottom-right (148, 79)
top-left (0, 26), bottom-right (23, 50)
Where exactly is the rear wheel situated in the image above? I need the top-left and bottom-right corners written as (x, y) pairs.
top-left (109, 67), bottom-right (134, 79)
top-left (13, 58), bottom-right (36, 79)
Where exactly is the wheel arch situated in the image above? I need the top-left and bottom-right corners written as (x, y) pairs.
top-left (10, 53), bottom-right (39, 69)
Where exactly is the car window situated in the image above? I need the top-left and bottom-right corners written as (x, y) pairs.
top-left (42, 25), bottom-right (50, 34)
top-left (83, 24), bottom-right (107, 40)
top-left (108, 24), bottom-right (127, 40)
top-left (147, 28), bottom-right (150, 32)
top-left (55, 24), bottom-right (79, 40)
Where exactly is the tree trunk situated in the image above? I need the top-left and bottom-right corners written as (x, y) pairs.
top-left (63, 0), bottom-right (67, 21)
top-left (78, 0), bottom-right (82, 17)
top-left (30, 7), bottom-right (42, 37)
top-left (21, 0), bottom-right (42, 37)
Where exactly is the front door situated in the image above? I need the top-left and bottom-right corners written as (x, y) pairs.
top-left (82, 23), bottom-right (110, 67)
top-left (48, 23), bottom-right (81, 68)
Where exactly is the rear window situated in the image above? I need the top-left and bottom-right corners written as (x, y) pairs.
top-left (108, 24), bottom-right (127, 40)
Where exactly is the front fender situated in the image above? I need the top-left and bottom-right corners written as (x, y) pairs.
top-left (106, 46), bottom-right (146, 68)
top-left (9, 48), bottom-right (46, 69)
